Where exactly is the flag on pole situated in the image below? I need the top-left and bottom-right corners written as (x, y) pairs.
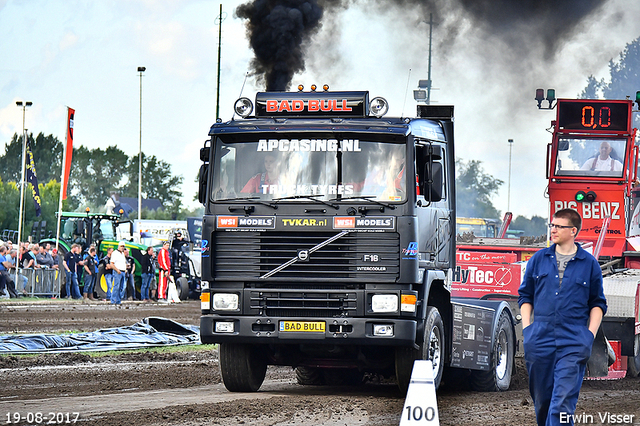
top-left (62, 108), bottom-right (74, 200)
top-left (25, 138), bottom-right (41, 217)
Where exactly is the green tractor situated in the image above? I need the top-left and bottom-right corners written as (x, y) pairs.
top-left (39, 211), bottom-right (147, 299)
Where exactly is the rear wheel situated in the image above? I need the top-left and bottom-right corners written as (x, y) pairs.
top-left (628, 334), bottom-right (640, 377)
top-left (219, 343), bottom-right (267, 392)
top-left (395, 306), bottom-right (445, 393)
top-left (469, 311), bottom-right (514, 391)
top-left (295, 366), bottom-right (324, 385)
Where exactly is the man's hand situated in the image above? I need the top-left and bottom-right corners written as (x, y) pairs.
top-left (588, 307), bottom-right (604, 338)
top-left (520, 303), bottom-right (533, 329)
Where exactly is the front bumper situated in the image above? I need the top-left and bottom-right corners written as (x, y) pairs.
top-left (200, 315), bottom-right (417, 346)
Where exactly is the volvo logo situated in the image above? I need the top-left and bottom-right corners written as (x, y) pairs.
top-left (297, 250), bottom-right (309, 261)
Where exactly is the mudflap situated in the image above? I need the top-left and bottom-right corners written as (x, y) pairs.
top-left (586, 327), bottom-right (609, 377)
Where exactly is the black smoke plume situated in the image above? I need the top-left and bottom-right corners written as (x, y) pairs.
top-left (456, 0), bottom-right (607, 58)
top-left (236, 0), bottom-right (608, 92)
top-left (236, 0), bottom-right (324, 91)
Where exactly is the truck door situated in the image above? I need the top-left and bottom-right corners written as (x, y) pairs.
top-left (416, 143), bottom-right (451, 268)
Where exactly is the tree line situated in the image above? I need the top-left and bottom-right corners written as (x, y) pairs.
top-left (580, 36), bottom-right (640, 101)
top-left (0, 132), bottom-right (197, 236)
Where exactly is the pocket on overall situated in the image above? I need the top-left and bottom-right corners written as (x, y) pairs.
top-left (522, 322), bottom-right (539, 357)
top-left (562, 278), bottom-right (590, 319)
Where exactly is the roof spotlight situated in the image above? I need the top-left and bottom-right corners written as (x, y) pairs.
top-left (370, 97), bottom-right (389, 118)
top-left (234, 97), bottom-right (253, 118)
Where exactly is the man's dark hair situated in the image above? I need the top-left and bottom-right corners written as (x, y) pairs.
top-left (553, 208), bottom-right (582, 233)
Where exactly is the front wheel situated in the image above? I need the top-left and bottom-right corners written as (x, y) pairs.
top-left (219, 343), bottom-right (268, 392)
top-left (469, 311), bottom-right (515, 391)
top-left (395, 306), bottom-right (445, 393)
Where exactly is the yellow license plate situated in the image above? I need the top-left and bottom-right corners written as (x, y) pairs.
top-left (279, 321), bottom-right (325, 333)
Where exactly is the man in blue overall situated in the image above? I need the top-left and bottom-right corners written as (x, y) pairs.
top-left (519, 208), bottom-right (607, 426)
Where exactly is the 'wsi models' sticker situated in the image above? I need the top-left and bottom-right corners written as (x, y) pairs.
top-left (216, 216), bottom-right (275, 229)
top-left (333, 217), bottom-right (395, 230)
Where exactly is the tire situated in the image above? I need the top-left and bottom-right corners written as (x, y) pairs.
top-left (469, 311), bottom-right (515, 391)
top-left (296, 366), bottom-right (324, 386)
top-left (176, 277), bottom-right (189, 301)
top-left (95, 265), bottom-right (108, 300)
top-left (219, 343), bottom-right (268, 392)
top-left (395, 306), bottom-right (445, 393)
top-left (628, 333), bottom-right (640, 377)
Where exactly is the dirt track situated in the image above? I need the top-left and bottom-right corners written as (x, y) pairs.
top-left (0, 299), bottom-right (638, 425)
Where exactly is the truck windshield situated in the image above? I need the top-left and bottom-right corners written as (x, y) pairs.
top-left (210, 137), bottom-right (407, 202)
top-left (555, 137), bottom-right (627, 178)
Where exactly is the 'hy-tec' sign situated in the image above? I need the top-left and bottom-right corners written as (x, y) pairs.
top-left (255, 91), bottom-right (369, 118)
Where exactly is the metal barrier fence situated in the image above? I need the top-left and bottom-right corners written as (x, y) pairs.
top-left (20, 268), bottom-right (62, 297)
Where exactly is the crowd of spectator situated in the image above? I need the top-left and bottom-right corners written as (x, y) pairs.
top-left (0, 240), bottom-right (46, 299)
top-left (0, 240), bottom-right (159, 303)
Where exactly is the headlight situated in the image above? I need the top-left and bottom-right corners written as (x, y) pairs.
top-left (213, 293), bottom-right (239, 310)
top-left (371, 294), bottom-right (398, 313)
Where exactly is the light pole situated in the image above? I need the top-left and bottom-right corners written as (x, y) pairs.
top-left (507, 138), bottom-right (514, 212)
top-left (137, 66), bottom-right (145, 220)
top-left (15, 100), bottom-right (32, 288)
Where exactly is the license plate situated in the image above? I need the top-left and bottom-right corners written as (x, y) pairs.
top-left (279, 321), bottom-right (325, 333)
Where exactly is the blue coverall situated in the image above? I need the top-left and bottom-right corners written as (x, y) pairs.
top-left (518, 243), bottom-right (607, 426)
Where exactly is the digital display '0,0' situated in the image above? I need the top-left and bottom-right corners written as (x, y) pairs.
top-left (557, 100), bottom-right (630, 132)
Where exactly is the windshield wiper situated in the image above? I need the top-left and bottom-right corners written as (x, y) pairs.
top-left (215, 196), bottom-right (277, 209)
top-left (272, 194), bottom-right (339, 210)
top-left (331, 195), bottom-right (396, 210)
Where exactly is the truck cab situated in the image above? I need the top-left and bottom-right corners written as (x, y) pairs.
top-left (198, 90), bottom-right (516, 393)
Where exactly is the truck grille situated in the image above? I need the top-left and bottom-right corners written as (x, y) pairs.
top-left (248, 289), bottom-right (360, 318)
top-left (213, 231), bottom-right (399, 282)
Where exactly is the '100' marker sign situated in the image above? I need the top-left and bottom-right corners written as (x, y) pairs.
top-left (404, 406), bottom-right (437, 422)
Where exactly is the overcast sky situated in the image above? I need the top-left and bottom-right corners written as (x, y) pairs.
top-left (1, 0), bottom-right (639, 218)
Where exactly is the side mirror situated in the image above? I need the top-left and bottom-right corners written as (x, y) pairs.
top-left (200, 146), bottom-right (210, 162)
top-left (198, 164), bottom-right (208, 204)
top-left (423, 161), bottom-right (443, 202)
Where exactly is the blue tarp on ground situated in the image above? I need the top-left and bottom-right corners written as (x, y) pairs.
top-left (0, 317), bottom-right (200, 354)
